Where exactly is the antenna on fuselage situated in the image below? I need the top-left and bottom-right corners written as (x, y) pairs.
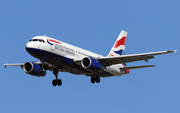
top-left (44, 34), bottom-right (46, 36)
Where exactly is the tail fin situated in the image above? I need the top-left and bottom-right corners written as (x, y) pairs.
top-left (108, 30), bottom-right (128, 56)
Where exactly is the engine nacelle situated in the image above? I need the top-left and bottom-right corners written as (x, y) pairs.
top-left (23, 62), bottom-right (46, 77)
top-left (81, 57), bottom-right (104, 72)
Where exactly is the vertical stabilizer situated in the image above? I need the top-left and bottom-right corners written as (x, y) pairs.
top-left (108, 30), bottom-right (127, 56)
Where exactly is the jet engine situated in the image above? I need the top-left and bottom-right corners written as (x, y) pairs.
top-left (23, 62), bottom-right (46, 77)
top-left (81, 57), bottom-right (104, 72)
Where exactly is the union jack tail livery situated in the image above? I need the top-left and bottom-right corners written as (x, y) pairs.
top-left (108, 30), bottom-right (127, 56)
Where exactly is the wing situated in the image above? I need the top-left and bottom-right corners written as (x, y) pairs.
top-left (99, 50), bottom-right (177, 66)
top-left (4, 63), bottom-right (24, 69)
top-left (3, 62), bottom-right (55, 71)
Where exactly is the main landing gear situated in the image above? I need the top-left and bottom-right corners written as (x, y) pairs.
top-left (91, 76), bottom-right (100, 84)
top-left (52, 79), bottom-right (62, 86)
top-left (52, 68), bottom-right (62, 87)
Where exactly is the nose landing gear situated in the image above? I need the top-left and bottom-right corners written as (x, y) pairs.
top-left (40, 59), bottom-right (62, 87)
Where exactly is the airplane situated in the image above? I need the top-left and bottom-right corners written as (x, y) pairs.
top-left (4, 30), bottom-right (177, 86)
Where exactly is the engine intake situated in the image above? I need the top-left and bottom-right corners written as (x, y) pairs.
top-left (23, 62), bottom-right (46, 77)
top-left (81, 57), bottom-right (104, 72)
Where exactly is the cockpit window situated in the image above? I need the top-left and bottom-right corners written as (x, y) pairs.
top-left (29, 39), bottom-right (45, 43)
top-left (33, 39), bottom-right (38, 41)
top-left (39, 39), bottom-right (42, 42)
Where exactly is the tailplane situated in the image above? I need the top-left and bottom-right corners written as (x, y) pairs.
top-left (120, 65), bottom-right (156, 70)
top-left (108, 30), bottom-right (127, 56)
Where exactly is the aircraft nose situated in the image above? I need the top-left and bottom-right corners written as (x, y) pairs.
top-left (25, 41), bottom-right (45, 58)
top-left (25, 42), bottom-right (35, 53)
top-left (26, 42), bottom-right (30, 53)
top-left (25, 42), bottom-right (31, 50)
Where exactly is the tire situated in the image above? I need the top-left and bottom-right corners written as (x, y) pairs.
top-left (96, 76), bottom-right (100, 83)
top-left (52, 80), bottom-right (57, 86)
top-left (57, 79), bottom-right (62, 86)
top-left (91, 77), bottom-right (96, 84)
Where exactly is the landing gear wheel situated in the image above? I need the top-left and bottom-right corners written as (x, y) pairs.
top-left (52, 79), bottom-right (62, 86)
top-left (57, 79), bottom-right (62, 86)
top-left (96, 76), bottom-right (100, 83)
top-left (52, 79), bottom-right (57, 86)
top-left (91, 77), bottom-right (96, 84)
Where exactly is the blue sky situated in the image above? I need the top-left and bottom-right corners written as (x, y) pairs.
top-left (0, 0), bottom-right (179, 113)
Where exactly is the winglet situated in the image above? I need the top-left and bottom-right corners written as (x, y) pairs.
top-left (4, 64), bottom-right (7, 68)
top-left (174, 49), bottom-right (177, 55)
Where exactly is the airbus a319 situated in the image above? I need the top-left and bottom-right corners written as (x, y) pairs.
top-left (4, 30), bottom-right (177, 86)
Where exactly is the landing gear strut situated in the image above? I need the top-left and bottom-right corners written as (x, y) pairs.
top-left (91, 76), bottom-right (100, 84)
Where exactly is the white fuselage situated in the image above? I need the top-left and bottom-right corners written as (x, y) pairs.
top-left (26, 36), bottom-right (127, 77)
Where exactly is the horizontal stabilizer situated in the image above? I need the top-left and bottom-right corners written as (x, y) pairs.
top-left (174, 49), bottom-right (177, 55)
top-left (120, 65), bottom-right (155, 70)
